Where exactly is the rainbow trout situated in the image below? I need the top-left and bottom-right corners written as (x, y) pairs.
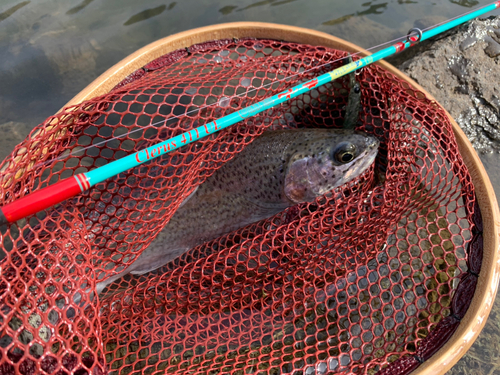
top-left (96, 128), bottom-right (379, 294)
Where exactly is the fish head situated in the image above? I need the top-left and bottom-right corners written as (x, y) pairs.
top-left (284, 130), bottom-right (379, 203)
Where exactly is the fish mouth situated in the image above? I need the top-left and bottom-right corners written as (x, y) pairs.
top-left (364, 150), bottom-right (378, 168)
top-left (366, 136), bottom-right (380, 150)
top-left (364, 143), bottom-right (379, 164)
top-left (363, 136), bottom-right (380, 165)
top-left (352, 137), bottom-right (379, 175)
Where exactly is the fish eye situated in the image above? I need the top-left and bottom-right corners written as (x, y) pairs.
top-left (333, 142), bottom-right (356, 164)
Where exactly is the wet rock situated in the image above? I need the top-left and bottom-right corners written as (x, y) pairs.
top-left (392, 16), bottom-right (500, 154)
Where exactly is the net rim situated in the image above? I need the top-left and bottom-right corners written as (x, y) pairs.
top-left (57, 21), bottom-right (500, 375)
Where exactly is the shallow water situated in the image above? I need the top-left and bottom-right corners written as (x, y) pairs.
top-left (0, 0), bottom-right (499, 159)
top-left (1, 0), bottom-right (500, 374)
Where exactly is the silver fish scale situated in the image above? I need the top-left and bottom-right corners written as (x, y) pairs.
top-left (96, 128), bottom-right (379, 293)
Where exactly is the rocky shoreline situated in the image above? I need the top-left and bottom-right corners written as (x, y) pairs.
top-left (388, 16), bottom-right (500, 155)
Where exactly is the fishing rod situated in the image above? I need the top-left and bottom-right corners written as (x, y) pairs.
top-left (0, 1), bottom-right (499, 225)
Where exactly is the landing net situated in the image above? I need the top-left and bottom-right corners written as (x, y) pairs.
top-left (0, 38), bottom-right (483, 375)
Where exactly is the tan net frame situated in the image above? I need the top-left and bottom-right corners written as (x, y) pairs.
top-left (0, 23), bottom-right (499, 375)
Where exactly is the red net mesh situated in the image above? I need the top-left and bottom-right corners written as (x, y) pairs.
top-left (0, 38), bottom-right (482, 375)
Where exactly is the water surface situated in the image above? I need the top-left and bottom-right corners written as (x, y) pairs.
top-left (1, 0), bottom-right (499, 157)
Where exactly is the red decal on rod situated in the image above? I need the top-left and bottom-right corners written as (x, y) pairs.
top-left (76, 174), bottom-right (90, 191)
top-left (136, 151), bottom-right (144, 163)
top-left (394, 42), bottom-right (406, 53)
top-left (303, 79), bottom-right (319, 90)
top-left (278, 88), bottom-right (294, 100)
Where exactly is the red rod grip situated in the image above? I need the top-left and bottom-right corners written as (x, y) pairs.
top-left (0, 176), bottom-right (83, 224)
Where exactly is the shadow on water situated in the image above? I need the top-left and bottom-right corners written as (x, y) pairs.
top-left (66, 0), bottom-right (95, 15)
top-left (450, 0), bottom-right (480, 7)
top-left (124, 3), bottom-right (176, 26)
top-left (322, 2), bottom-right (388, 26)
top-left (219, 5), bottom-right (238, 15)
top-left (0, 1), bottom-right (30, 22)
top-left (236, 0), bottom-right (297, 12)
